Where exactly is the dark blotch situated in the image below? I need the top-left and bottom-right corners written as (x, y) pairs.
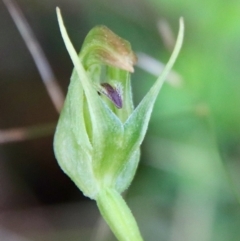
top-left (101, 83), bottom-right (122, 108)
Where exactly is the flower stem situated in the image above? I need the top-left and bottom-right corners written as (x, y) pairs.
top-left (96, 188), bottom-right (144, 241)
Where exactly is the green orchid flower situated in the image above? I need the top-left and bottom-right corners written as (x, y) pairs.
top-left (54, 7), bottom-right (184, 241)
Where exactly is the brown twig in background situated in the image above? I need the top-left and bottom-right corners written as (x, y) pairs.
top-left (0, 123), bottom-right (56, 144)
top-left (136, 52), bottom-right (183, 87)
top-left (0, 0), bottom-right (65, 144)
top-left (157, 18), bottom-right (176, 52)
top-left (2, 0), bottom-right (65, 113)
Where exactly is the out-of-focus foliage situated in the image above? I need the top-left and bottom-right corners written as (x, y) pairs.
top-left (0, 0), bottom-right (240, 240)
top-left (83, 1), bottom-right (240, 239)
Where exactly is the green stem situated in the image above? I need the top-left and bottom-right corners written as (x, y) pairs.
top-left (96, 188), bottom-right (144, 241)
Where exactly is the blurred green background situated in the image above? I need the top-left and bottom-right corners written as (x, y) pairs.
top-left (0, 0), bottom-right (240, 240)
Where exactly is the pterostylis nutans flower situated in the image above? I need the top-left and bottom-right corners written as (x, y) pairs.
top-left (54, 7), bottom-right (184, 241)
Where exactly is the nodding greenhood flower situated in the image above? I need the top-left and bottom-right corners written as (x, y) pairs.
top-left (54, 7), bottom-right (183, 241)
